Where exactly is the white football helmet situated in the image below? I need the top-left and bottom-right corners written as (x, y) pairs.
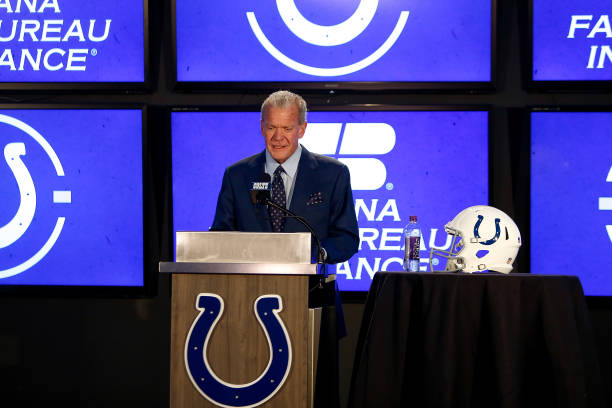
top-left (429, 205), bottom-right (522, 274)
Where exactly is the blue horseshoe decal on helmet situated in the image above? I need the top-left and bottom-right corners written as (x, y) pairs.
top-left (184, 293), bottom-right (292, 408)
top-left (474, 215), bottom-right (501, 245)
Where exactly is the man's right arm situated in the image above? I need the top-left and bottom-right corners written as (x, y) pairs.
top-left (210, 168), bottom-right (236, 231)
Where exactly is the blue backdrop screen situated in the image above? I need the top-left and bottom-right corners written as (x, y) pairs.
top-left (0, 109), bottom-right (143, 286)
top-left (533, 0), bottom-right (612, 81)
top-left (175, 0), bottom-right (491, 82)
top-left (172, 110), bottom-right (489, 291)
top-left (0, 0), bottom-right (145, 82)
top-left (531, 111), bottom-right (612, 296)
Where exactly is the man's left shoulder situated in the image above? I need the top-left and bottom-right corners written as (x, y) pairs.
top-left (304, 149), bottom-right (347, 172)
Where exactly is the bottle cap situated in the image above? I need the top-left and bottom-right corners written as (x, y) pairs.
top-left (409, 215), bottom-right (417, 223)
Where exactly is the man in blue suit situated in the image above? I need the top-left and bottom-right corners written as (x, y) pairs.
top-left (211, 90), bottom-right (359, 264)
top-left (211, 90), bottom-right (357, 408)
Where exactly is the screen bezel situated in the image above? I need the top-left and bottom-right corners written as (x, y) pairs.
top-left (170, 0), bottom-right (497, 93)
top-left (0, 0), bottom-right (151, 92)
top-left (523, 0), bottom-right (612, 92)
top-left (168, 104), bottom-right (493, 302)
top-left (0, 104), bottom-right (155, 297)
top-left (526, 106), bottom-right (612, 305)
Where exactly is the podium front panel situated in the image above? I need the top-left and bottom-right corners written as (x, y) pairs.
top-left (170, 272), bottom-right (309, 408)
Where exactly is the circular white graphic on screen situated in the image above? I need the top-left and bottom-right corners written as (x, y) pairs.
top-left (276, 0), bottom-right (379, 46)
top-left (0, 114), bottom-right (70, 279)
top-left (247, 2), bottom-right (409, 77)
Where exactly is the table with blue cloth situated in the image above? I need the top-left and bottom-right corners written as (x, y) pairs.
top-left (348, 272), bottom-right (605, 408)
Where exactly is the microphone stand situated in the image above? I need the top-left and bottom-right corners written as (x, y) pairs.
top-left (263, 198), bottom-right (326, 267)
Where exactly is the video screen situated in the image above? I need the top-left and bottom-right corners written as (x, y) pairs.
top-left (172, 109), bottom-right (489, 292)
top-left (0, 108), bottom-right (144, 286)
top-left (531, 111), bottom-right (612, 296)
top-left (532, 0), bottom-right (612, 81)
top-left (0, 0), bottom-right (146, 83)
top-left (175, 0), bottom-right (491, 83)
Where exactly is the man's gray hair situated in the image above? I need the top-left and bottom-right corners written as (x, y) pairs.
top-left (261, 90), bottom-right (307, 124)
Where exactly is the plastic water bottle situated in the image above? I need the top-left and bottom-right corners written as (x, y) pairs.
top-left (403, 215), bottom-right (421, 272)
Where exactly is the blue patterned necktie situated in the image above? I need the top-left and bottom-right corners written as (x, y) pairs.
top-left (269, 166), bottom-right (286, 232)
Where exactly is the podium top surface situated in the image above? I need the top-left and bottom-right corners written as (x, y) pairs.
top-left (176, 231), bottom-right (312, 264)
top-left (159, 262), bottom-right (318, 275)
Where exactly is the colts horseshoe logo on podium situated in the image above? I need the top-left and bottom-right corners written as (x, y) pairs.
top-left (0, 114), bottom-right (70, 279)
top-left (184, 293), bottom-right (292, 408)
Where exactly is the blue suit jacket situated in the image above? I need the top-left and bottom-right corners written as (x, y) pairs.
top-left (211, 146), bottom-right (359, 264)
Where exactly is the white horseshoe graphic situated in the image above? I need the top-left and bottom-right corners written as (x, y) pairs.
top-left (0, 115), bottom-right (68, 279)
top-left (0, 143), bottom-right (36, 248)
top-left (276, 0), bottom-right (379, 46)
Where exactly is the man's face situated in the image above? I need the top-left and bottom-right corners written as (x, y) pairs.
top-left (261, 104), bottom-right (307, 164)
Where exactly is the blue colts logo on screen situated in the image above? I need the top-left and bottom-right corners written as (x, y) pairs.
top-left (0, 115), bottom-right (70, 279)
top-left (184, 293), bottom-right (292, 408)
top-left (246, 0), bottom-right (409, 76)
top-left (600, 164), bottom-right (612, 244)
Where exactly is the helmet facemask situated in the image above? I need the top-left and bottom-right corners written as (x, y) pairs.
top-left (429, 227), bottom-right (465, 272)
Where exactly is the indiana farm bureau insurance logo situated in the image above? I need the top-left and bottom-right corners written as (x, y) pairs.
top-left (567, 15), bottom-right (612, 69)
top-left (246, 0), bottom-right (409, 76)
top-left (302, 122), bottom-right (395, 190)
top-left (0, 114), bottom-right (70, 278)
top-left (0, 0), bottom-right (112, 72)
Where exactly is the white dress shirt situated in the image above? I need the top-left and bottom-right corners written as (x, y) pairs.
top-left (265, 144), bottom-right (302, 209)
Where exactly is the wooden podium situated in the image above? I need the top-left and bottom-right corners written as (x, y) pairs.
top-left (160, 232), bottom-right (320, 408)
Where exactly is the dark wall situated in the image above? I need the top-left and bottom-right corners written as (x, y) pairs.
top-left (1, 1), bottom-right (611, 406)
